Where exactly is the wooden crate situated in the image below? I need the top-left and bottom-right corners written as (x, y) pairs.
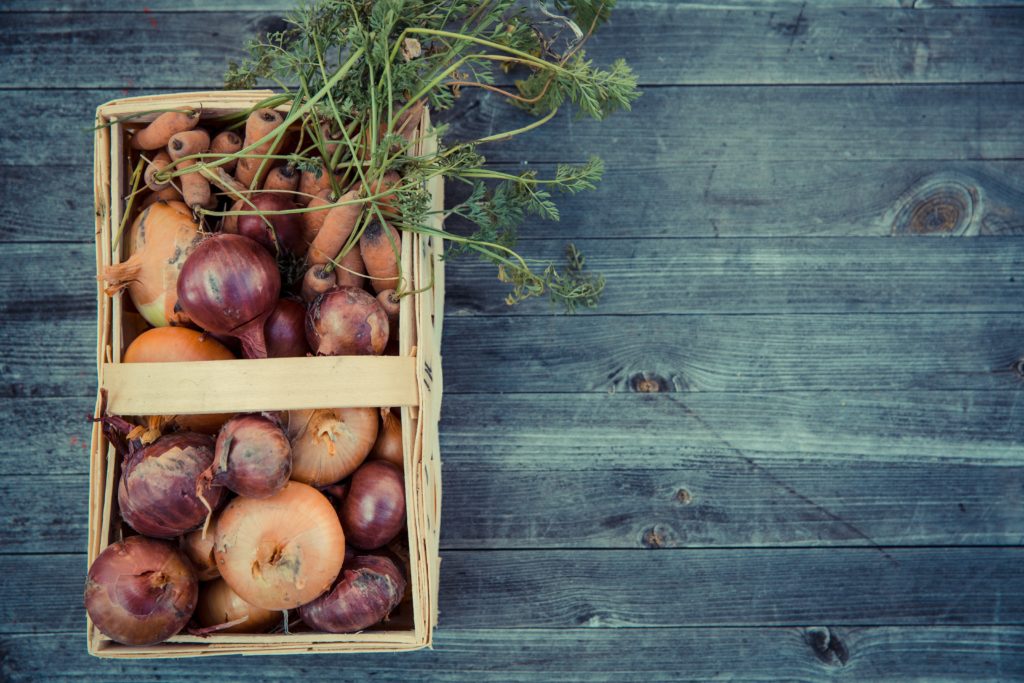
top-left (89, 91), bottom-right (444, 657)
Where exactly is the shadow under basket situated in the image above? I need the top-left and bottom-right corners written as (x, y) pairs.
top-left (89, 91), bottom-right (444, 657)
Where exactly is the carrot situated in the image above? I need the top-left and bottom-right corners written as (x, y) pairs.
top-left (263, 164), bottom-right (299, 193)
top-left (144, 151), bottom-right (172, 191)
top-left (210, 130), bottom-right (242, 173)
top-left (301, 188), bottom-right (334, 246)
top-left (222, 198), bottom-right (243, 233)
top-left (335, 246), bottom-right (366, 288)
top-left (300, 265), bottom-right (336, 303)
top-left (167, 129), bottom-right (212, 210)
top-left (235, 108), bottom-right (285, 188)
top-left (394, 99), bottom-right (425, 145)
top-left (307, 190), bottom-right (362, 267)
top-left (359, 170), bottom-right (401, 218)
top-left (139, 186), bottom-right (181, 210)
top-left (130, 109), bottom-right (199, 150)
top-left (376, 289), bottom-right (400, 328)
top-left (298, 166), bottom-right (343, 206)
top-left (359, 219), bottom-right (401, 293)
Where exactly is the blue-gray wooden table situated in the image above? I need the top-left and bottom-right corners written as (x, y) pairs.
top-left (1, 1), bottom-right (1023, 680)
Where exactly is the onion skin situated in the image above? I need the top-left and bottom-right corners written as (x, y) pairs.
top-left (118, 432), bottom-right (225, 538)
top-left (226, 193), bottom-right (306, 256)
top-left (287, 407), bottom-right (377, 487)
top-left (123, 326), bottom-right (236, 434)
top-left (369, 409), bottom-right (403, 470)
top-left (264, 299), bottom-right (310, 358)
top-left (214, 481), bottom-right (346, 610)
top-left (196, 578), bottom-right (278, 634)
top-left (341, 461), bottom-right (406, 550)
top-left (101, 201), bottom-right (201, 328)
top-left (306, 286), bottom-right (388, 356)
top-left (85, 536), bottom-right (198, 646)
top-left (177, 234), bottom-right (281, 359)
top-left (181, 524), bottom-right (220, 581)
top-left (298, 554), bottom-right (406, 633)
top-left (212, 414), bottom-right (292, 498)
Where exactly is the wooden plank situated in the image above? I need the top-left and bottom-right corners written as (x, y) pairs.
top-left (1, 627), bottom-right (1022, 681)
top-left (5, 307), bottom-right (1024, 397)
top-left (5, 85), bottom-right (1024, 167)
top-left (4, 549), bottom-right (1023, 634)
top-left (8, 160), bottom-right (1024, 242)
top-left (2, 7), bottom-right (1023, 87)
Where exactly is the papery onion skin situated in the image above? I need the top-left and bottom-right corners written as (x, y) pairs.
top-left (101, 201), bottom-right (200, 328)
top-left (123, 326), bottom-right (236, 434)
top-left (181, 523), bottom-right (220, 581)
top-left (85, 536), bottom-right (198, 646)
top-left (213, 481), bottom-right (345, 610)
top-left (264, 299), bottom-right (310, 358)
top-left (341, 461), bottom-right (406, 550)
top-left (213, 414), bottom-right (292, 498)
top-left (287, 407), bottom-right (377, 487)
top-left (226, 193), bottom-right (306, 257)
top-left (176, 233), bottom-right (281, 359)
top-left (298, 554), bottom-right (406, 633)
top-left (368, 409), bottom-right (403, 470)
top-left (196, 578), bottom-right (278, 634)
top-left (306, 286), bottom-right (388, 356)
top-left (119, 432), bottom-right (225, 538)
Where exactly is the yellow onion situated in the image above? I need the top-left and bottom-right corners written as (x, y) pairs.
top-left (213, 481), bottom-right (345, 610)
top-left (101, 201), bottom-right (200, 327)
top-left (196, 578), bottom-right (278, 634)
top-left (287, 408), bottom-right (377, 486)
top-left (181, 519), bottom-right (220, 581)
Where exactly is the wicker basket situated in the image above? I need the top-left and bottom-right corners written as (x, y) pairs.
top-left (88, 91), bottom-right (443, 657)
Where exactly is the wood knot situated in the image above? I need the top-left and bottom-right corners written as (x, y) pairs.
top-left (890, 174), bottom-right (982, 236)
top-left (630, 372), bottom-right (671, 393)
top-left (1013, 357), bottom-right (1024, 379)
top-left (640, 525), bottom-right (676, 549)
top-left (805, 627), bottom-right (849, 666)
top-left (675, 488), bottom-right (693, 505)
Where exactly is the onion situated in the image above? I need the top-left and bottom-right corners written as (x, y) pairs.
top-left (196, 578), bottom-right (278, 634)
top-left (214, 481), bottom-right (345, 610)
top-left (264, 299), bottom-right (309, 358)
top-left (119, 432), bottom-right (225, 538)
top-left (123, 326), bottom-right (236, 434)
top-left (225, 193), bottom-right (306, 256)
top-left (101, 201), bottom-right (201, 327)
top-left (341, 461), bottom-right (406, 550)
top-left (181, 522), bottom-right (220, 581)
top-left (287, 408), bottom-right (377, 486)
top-left (85, 536), bottom-right (198, 645)
top-left (369, 408), bottom-right (403, 470)
top-left (306, 286), bottom-right (388, 356)
top-left (211, 414), bottom-right (292, 498)
top-left (177, 233), bottom-right (281, 359)
top-left (298, 554), bottom-right (406, 633)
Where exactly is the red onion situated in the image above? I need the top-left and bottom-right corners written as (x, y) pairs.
top-left (212, 414), bottom-right (292, 498)
top-left (306, 286), bottom-right (389, 356)
top-left (298, 554), bottom-right (406, 633)
top-left (85, 536), bottom-right (198, 645)
top-left (264, 299), bottom-right (309, 357)
top-left (226, 193), bottom-right (306, 256)
top-left (177, 233), bottom-right (281, 359)
top-left (341, 461), bottom-right (406, 550)
top-left (119, 433), bottom-right (225, 538)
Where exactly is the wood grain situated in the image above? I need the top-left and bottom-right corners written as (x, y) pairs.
top-left (1, 627), bottom-right (1021, 682)
top-left (2, 7), bottom-right (1022, 87)
top-left (5, 549), bottom-right (1023, 635)
top-left (4, 85), bottom-right (1024, 167)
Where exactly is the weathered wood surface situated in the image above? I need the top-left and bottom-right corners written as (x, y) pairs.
top-left (1, 0), bottom-right (1023, 679)
top-left (3, 7), bottom-right (1023, 87)
top-left (2, 627), bottom-right (1021, 682)
top-left (5, 84), bottom-right (1024, 166)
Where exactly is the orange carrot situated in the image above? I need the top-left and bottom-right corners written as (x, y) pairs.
top-left (130, 109), bottom-right (199, 150)
top-left (144, 151), bottom-right (172, 191)
top-left (167, 129), bottom-right (212, 210)
top-left (235, 108), bottom-right (285, 188)
top-left (301, 188), bottom-right (334, 246)
top-left (359, 220), bottom-right (401, 293)
top-left (210, 130), bottom-right (242, 173)
top-left (359, 170), bottom-right (401, 218)
top-left (307, 190), bottom-right (362, 267)
top-left (335, 246), bottom-right (366, 288)
top-left (139, 186), bottom-right (182, 210)
top-left (298, 166), bottom-right (344, 205)
top-left (263, 164), bottom-right (299, 193)
top-left (222, 198), bottom-right (244, 233)
top-left (300, 265), bottom-right (336, 303)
